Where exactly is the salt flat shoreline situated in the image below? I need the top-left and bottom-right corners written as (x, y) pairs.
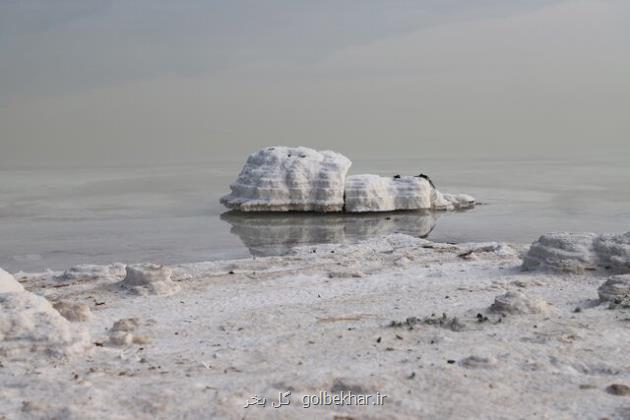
top-left (2, 234), bottom-right (630, 419)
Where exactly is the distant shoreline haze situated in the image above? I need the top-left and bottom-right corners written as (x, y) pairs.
top-left (1, 0), bottom-right (629, 166)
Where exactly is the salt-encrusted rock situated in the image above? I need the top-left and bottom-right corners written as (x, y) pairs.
top-left (343, 175), bottom-right (475, 212)
top-left (222, 147), bottom-right (476, 213)
top-left (221, 146), bottom-right (352, 212)
top-left (55, 263), bottom-right (126, 283)
top-left (120, 264), bottom-right (180, 296)
top-left (0, 291), bottom-right (91, 359)
top-left (344, 175), bottom-right (432, 212)
top-left (594, 232), bottom-right (630, 273)
top-left (0, 267), bottom-right (24, 293)
top-left (108, 318), bottom-right (150, 346)
top-left (108, 318), bottom-right (139, 346)
top-left (490, 291), bottom-right (550, 314)
top-left (438, 193), bottom-right (476, 211)
top-left (53, 301), bottom-right (92, 322)
top-left (522, 232), bottom-right (598, 273)
top-left (597, 275), bottom-right (630, 302)
top-left (523, 231), bottom-right (630, 273)
top-left (109, 331), bottom-right (133, 346)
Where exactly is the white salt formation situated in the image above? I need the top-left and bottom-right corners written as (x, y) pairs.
top-left (108, 318), bottom-right (150, 346)
top-left (0, 267), bottom-right (24, 293)
top-left (594, 232), bottom-right (630, 273)
top-left (344, 175), bottom-right (433, 212)
top-left (523, 231), bottom-right (630, 273)
top-left (522, 232), bottom-right (598, 273)
top-left (0, 291), bottom-right (91, 359)
top-left (55, 263), bottom-right (126, 282)
top-left (490, 291), bottom-right (550, 314)
top-left (1, 273), bottom-right (82, 365)
top-left (53, 301), bottom-right (92, 322)
top-left (108, 318), bottom-right (140, 346)
top-left (121, 264), bottom-right (180, 296)
top-left (221, 146), bottom-right (475, 213)
top-left (598, 275), bottom-right (630, 302)
top-left (221, 146), bottom-right (352, 212)
top-left (5, 233), bottom-right (630, 419)
top-left (344, 174), bottom-right (474, 212)
top-left (440, 193), bottom-right (476, 210)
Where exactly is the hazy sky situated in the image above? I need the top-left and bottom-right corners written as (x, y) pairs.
top-left (1, 0), bottom-right (629, 165)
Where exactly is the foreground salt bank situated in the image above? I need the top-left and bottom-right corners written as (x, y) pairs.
top-left (220, 146), bottom-right (475, 212)
top-left (3, 230), bottom-right (630, 418)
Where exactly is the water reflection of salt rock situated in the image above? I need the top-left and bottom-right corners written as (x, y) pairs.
top-left (220, 146), bottom-right (352, 212)
top-left (220, 211), bottom-right (439, 256)
top-left (344, 174), bottom-right (475, 212)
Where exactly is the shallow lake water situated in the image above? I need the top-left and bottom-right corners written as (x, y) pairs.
top-left (1, 156), bottom-right (629, 272)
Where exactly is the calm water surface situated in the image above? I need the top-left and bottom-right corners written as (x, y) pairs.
top-left (1, 156), bottom-right (629, 272)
